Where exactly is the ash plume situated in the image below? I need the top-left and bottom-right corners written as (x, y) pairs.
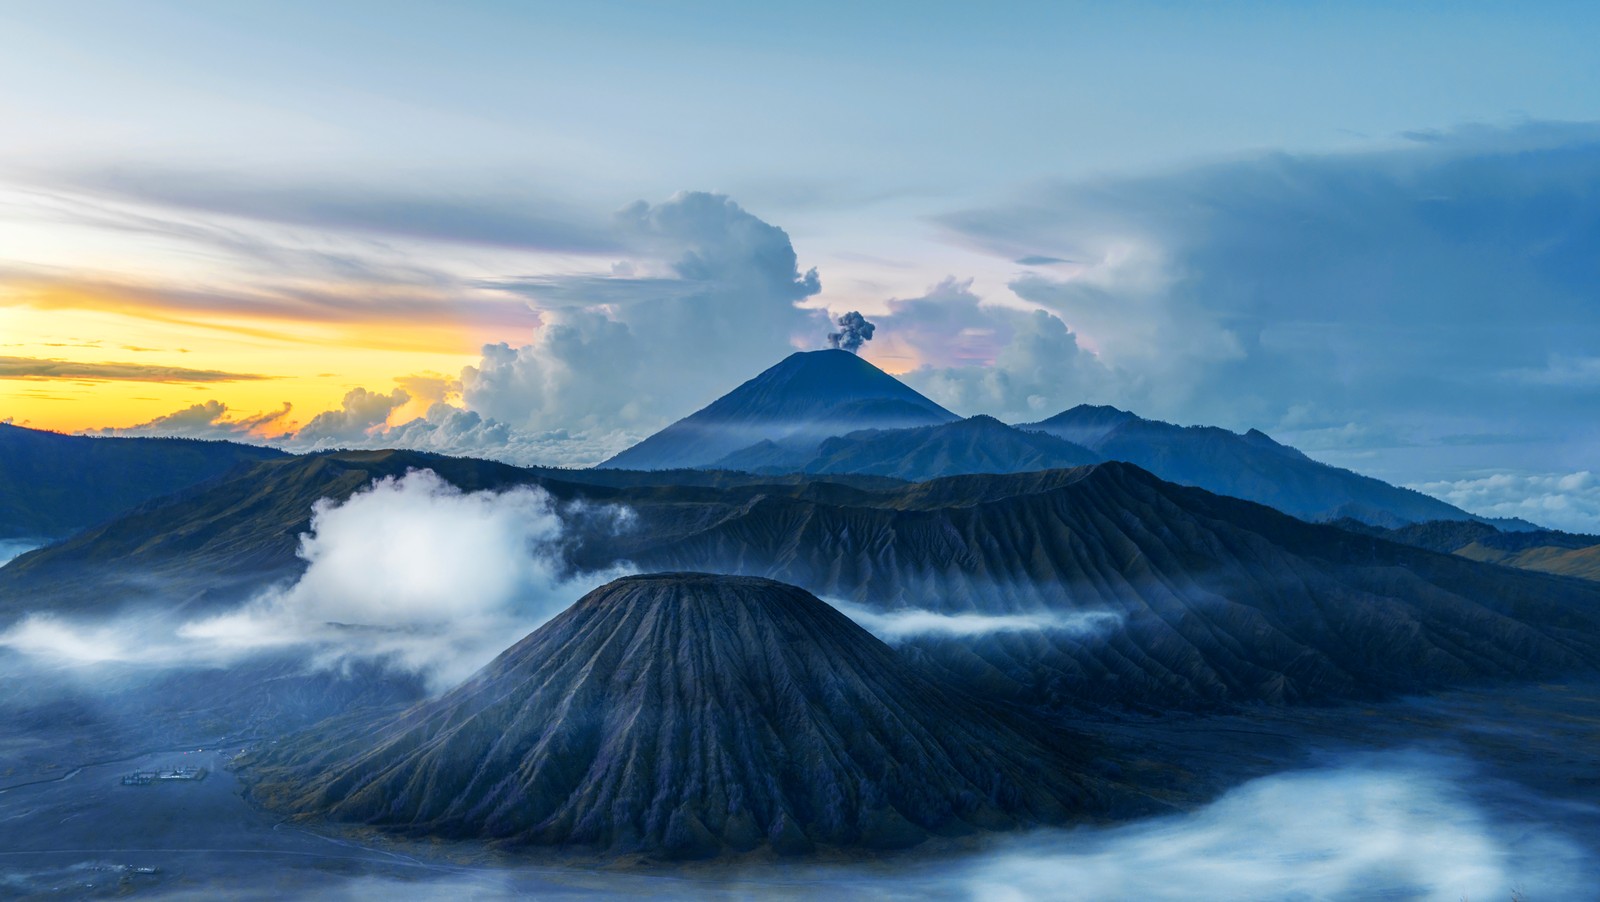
top-left (827, 310), bottom-right (876, 353)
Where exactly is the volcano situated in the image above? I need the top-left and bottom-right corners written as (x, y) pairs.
top-left (598, 349), bottom-right (957, 471)
top-left (1022, 404), bottom-right (1480, 526)
top-left (242, 573), bottom-right (1124, 858)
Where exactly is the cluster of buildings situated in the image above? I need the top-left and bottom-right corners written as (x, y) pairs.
top-left (119, 765), bottom-right (206, 785)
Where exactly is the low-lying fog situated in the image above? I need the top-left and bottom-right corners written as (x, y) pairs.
top-left (1, 470), bottom-right (636, 688)
top-left (0, 468), bottom-right (1120, 687)
top-left (3, 468), bottom-right (1597, 899)
top-left (3, 747), bottom-right (1590, 900)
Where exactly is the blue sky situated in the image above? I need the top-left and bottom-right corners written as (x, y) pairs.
top-left (2, 2), bottom-right (1599, 529)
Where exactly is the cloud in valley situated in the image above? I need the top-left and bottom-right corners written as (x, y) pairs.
top-left (955, 751), bottom-right (1587, 901)
top-left (86, 750), bottom-right (1595, 900)
top-left (827, 598), bottom-right (1123, 641)
top-left (0, 469), bottom-right (635, 688)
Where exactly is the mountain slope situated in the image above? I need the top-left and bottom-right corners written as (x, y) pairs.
top-left (10, 454), bottom-right (1600, 711)
top-left (714, 415), bottom-right (1102, 480)
top-left (1340, 518), bottom-right (1600, 583)
top-left (1023, 405), bottom-right (1476, 525)
top-left (242, 573), bottom-right (1125, 858)
top-left (0, 449), bottom-right (913, 619)
top-left (1460, 542), bottom-right (1600, 582)
top-left (598, 349), bottom-right (957, 470)
top-left (617, 464), bottom-right (1600, 709)
top-left (0, 423), bottom-right (284, 540)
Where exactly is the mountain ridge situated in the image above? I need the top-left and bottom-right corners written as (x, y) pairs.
top-left (1022, 404), bottom-right (1481, 526)
top-left (9, 451), bottom-right (1600, 713)
top-left (0, 422), bottom-right (285, 540)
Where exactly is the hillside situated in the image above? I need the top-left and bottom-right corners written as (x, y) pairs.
top-left (0, 423), bottom-right (284, 540)
top-left (615, 464), bottom-right (1600, 709)
top-left (1339, 518), bottom-right (1600, 582)
top-left (241, 574), bottom-right (1128, 857)
top-left (8, 453), bottom-right (1599, 713)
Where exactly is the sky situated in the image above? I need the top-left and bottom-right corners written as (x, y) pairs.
top-left (2, 1), bottom-right (1599, 528)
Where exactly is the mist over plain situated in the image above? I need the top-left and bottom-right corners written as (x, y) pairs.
top-left (5, 466), bottom-right (1600, 899)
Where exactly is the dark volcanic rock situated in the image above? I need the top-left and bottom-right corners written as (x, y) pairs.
top-left (14, 452), bottom-right (1600, 711)
top-left (618, 465), bottom-right (1600, 709)
top-left (242, 573), bottom-right (1120, 858)
top-left (598, 349), bottom-right (957, 471)
top-left (715, 415), bottom-right (1102, 480)
top-left (0, 422), bottom-right (283, 541)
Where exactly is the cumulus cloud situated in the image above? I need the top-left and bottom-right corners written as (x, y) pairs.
top-left (827, 598), bottom-right (1123, 641)
top-left (89, 400), bottom-right (292, 440)
top-left (292, 387), bottom-right (411, 446)
top-left (872, 277), bottom-right (1118, 419)
top-left (463, 192), bottom-right (826, 437)
top-left (956, 751), bottom-right (1585, 901)
top-left (1412, 471), bottom-right (1600, 534)
top-left (938, 121), bottom-right (1600, 482)
top-left (329, 403), bottom-right (635, 468)
top-left (96, 392), bottom-right (635, 468)
top-left (61, 191), bottom-right (826, 466)
top-left (0, 615), bottom-right (183, 666)
top-left (1, 470), bottom-right (634, 688)
top-left (180, 469), bottom-right (633, 687)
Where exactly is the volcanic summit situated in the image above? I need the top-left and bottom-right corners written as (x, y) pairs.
top-left (243, 573), bottom-right (1123, 858)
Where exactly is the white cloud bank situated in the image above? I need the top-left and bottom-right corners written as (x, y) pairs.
top-left (1412, 470), bottom-right (1600, 534)
top-left (958, 751), bottom-right (1585, 901)
top-left (127, 750), bottom-right (1594, 900)
top-left (0, 469), bottom-right (634, 688)
top-left (87, 190), bottom-right (828, 468)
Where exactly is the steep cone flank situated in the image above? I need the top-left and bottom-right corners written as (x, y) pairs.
top-left (243, 574), bottom-right (1118, 858)
top-left (598, 350), bottom-right (957, 470)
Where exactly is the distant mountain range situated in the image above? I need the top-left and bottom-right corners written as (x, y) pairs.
top-left (242, 573), bottom-right (1134, 858)
top-left (598, 349), bottom-right (956, 470)
top-left (1020, 405), bottom-right (1488, 526)
top-left (11, 449), bottom-right (1598, 712)
top-left (601, 351), bottom-right (1502, 528)
top-left (0, 423), bottom-right (284, 541)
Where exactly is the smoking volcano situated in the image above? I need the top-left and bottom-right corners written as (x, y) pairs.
top-left (241, 573), bottom-right (1127, 859)
top-left (598, 349), bottom-right (956, 470)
